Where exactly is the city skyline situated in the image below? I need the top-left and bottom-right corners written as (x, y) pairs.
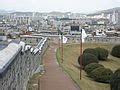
top-left (0, 0), bottom-right (120, 13)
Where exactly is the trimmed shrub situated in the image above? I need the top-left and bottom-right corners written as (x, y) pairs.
top-left (83, 48), bottom-right (98, 58)
top-left (110, 68), bottom-right (120, 90)
top-left (95, 47), bottom-right (109, 60)
top-left (111, 45), bottom-right (120, 58)
top-left (78, 53), bottom-right (99, 67)
top-left (85, 63), bottom-right (104, 75)
top-left (90, 67), bottom-right (113, 83)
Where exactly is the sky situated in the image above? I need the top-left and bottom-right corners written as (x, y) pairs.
top-left (0, 0), bottom-right (120, 13)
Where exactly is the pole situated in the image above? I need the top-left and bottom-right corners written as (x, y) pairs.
top-left (59, 35), bottom-right (61, 49)
top-left (61, 34), bottom-right (64, 63)
top-left (38, 78), bottom-right (40, 90)
top-left (80, 30), bottom-right (82, 80)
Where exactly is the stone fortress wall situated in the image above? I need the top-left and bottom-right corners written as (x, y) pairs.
top-left (38, 34), bottom-right (120, 44)
top-left (0, 37), bottom-right (48, 90)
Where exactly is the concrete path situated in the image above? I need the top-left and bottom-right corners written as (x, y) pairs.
top-left (39, 43), bottom-right (80, 90)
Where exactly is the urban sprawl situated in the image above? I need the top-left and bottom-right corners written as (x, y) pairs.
top-left (0, 7), bottom-right (120, 90)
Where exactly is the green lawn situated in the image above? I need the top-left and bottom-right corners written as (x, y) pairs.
top-left (56, 43), bottom-right (120, 90)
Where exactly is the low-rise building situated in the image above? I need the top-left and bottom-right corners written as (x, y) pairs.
top-left (0, 27), bottom-right (7, 41)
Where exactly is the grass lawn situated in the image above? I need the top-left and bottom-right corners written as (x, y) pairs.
top-left (56, 43), bottom-right (120, 90)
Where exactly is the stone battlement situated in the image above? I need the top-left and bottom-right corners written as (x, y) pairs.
top-left (0, 37), bottom-right (48, 90)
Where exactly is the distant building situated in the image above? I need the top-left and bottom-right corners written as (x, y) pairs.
top-left (6, 12), bottom-right (41, 25)
top-left (0, 28), bottom-right (7, 41)
top-left (111, 11), bottom-right (120, 25)
top-left (20, 35), bottom-right (42, 45)
top-left (117, 12), bottom-right (120, 25)
top-left (87, 7), bottom-right (120, 25)
top-left (70, 25), bottom-right (81, 35)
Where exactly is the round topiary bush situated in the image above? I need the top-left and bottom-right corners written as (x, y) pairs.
top-left (111, 45), bottom-right (120, 58)
top-left (90, 67), bottom-right (113, 83)
top-left (78, 53), bottom-right (99, 67)
top-left (110, 68), bottom-right (120, 90)
top-left (85, 63), bottom-right (104, 75)
top-left (83, 48), bottom-right (98, 58)
top-left (95, 47), bottom-right (109, 60)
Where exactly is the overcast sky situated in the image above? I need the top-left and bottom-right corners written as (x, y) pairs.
top-left (0, 0), bottom-right (120, 13)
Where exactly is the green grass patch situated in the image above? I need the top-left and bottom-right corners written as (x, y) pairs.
top-left (56, 43), bottom-right (120, 90)
top-left (26, 72), bottom-right (41, 90)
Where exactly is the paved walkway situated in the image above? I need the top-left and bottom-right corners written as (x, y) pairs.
top-left (39, 43), bottom-right (79, 90)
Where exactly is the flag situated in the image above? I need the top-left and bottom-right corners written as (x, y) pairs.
top-left (59, 34), bottom-right (68, 44)
top-left (59, 34), bottom-right (67, 63)
top-left (62, 36), bottom-right (67, 43)
top-left (81, 29), bottom-right (87, 43)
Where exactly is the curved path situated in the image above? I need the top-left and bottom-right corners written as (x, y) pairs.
top-left (39, 43), bottom-right (80, 90)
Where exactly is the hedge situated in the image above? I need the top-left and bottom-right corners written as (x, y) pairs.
top-left (95, 47), bottom-right (109, 60)
top-left (90, 67), bottom-right (113, 83)
top-left (78, 53), bottom-right (99, 67)
top-left (83, 48), bottom-right (98, 58)
top-left (111, 45), bottom-right (120, 58)
top-left (85, 63), bottom-right (104, 75)
top-left (110, 68), bottom-right (120, 90)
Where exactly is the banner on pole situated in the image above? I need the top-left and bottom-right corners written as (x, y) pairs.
top-left (59, 35), bottom-right (68, 44)
top-left (62, 36), bottom-right (67, 43)
top-left (81, 29), bottom-right (87, 43)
